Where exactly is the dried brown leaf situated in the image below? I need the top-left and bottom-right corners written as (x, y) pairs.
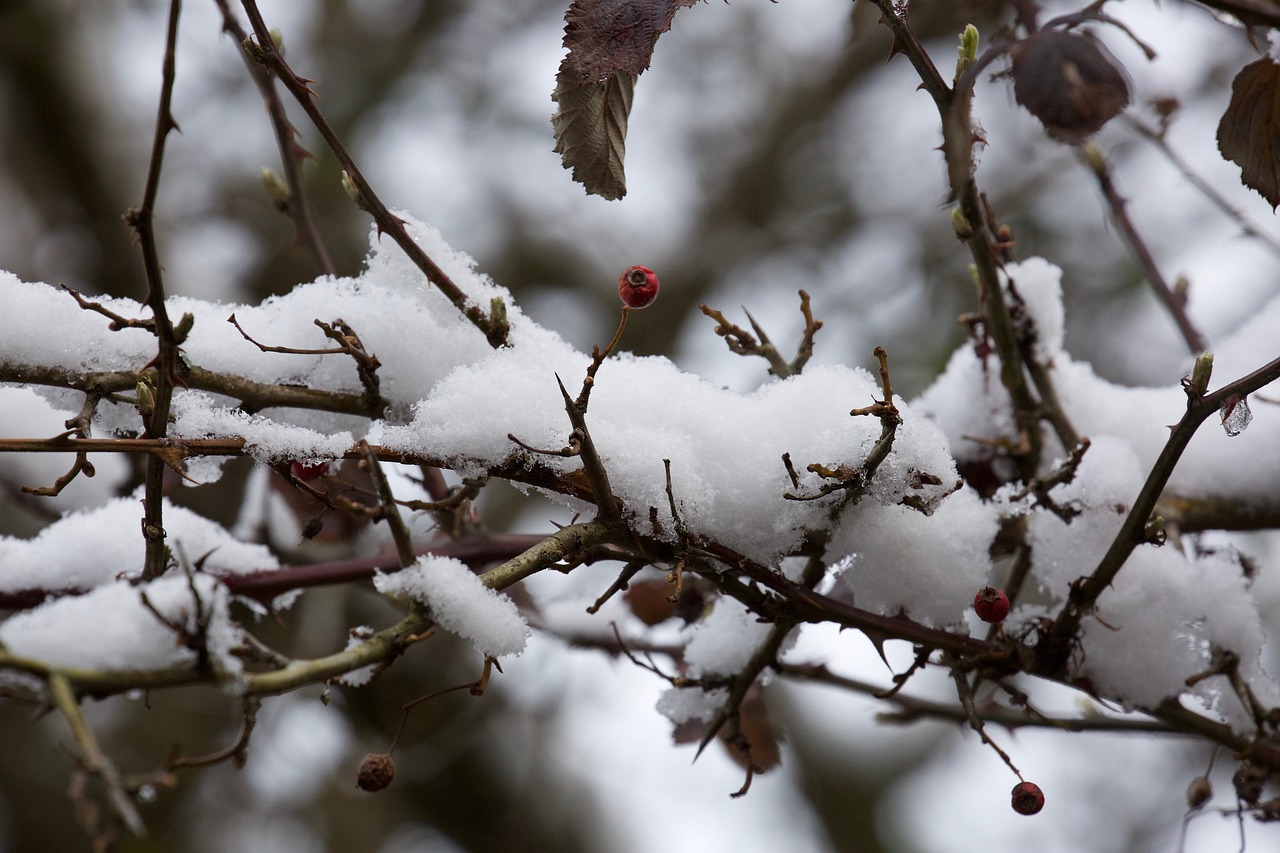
top-left (1217, 58), bottom-right (1280, 210)
top-left (552, 57), bottom-right (635, 200)
top-left (1010, 31), bottom-right (1130, 145)
top-left (563, 0), bottom-right (699, 83)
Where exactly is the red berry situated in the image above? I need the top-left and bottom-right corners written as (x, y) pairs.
top-left (618, 265), bottom-right (660, 309)
top-left (290, 461), bottom-right (330, 482)
top-left (1011, 781), bottom-right (1044, 815)
top-left (973, 586), bottom-right (1010, 623)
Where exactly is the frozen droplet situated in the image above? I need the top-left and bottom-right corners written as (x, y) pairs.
top-left (136, 784), bottom-right (156, 803)
top-left (1220, 395), bottom-right (1252, 437)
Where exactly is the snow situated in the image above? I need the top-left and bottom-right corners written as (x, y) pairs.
top-left (682, 595), bottom-right (778, 677)
top-left (374, 555), bottom-right (530, 658)
top-left (0, 494), bottom-right (278, 595)
top-left (834, 486), bottom-right (996, 629)
top-left (1003, 257), bottom-right (1066, 363)
top-left (1, 222), bottom-right (1275, 722)
top-left (0, 572), bottom-right (243, 674)
top-left (0, 176), bottom-right (1276, 853)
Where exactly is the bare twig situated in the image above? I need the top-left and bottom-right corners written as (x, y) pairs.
top-left (212, 1), bottom-right (335, 275)
top-left (49, 673), bottom-right (147, 837)
top-left (236, 0), bottom-right (509, 347)
top-left (358, 440), bottom-right (415, 568)
top-left (698, 290), bottom-right (823, 378)
top-left (1041, 355), bottom-right (1280, 674)
top-left (126, 0), bottom-right (186, 582)
top-left (1079, 144), bottom-right (1208, 354)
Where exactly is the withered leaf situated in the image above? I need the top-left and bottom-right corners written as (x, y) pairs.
top-left (1217, 58), bottom-right (1280, 210)
top-left (1010, 31), bottom-right (1130, 145)
top-left (552, 57), bottom-right (635, 200)
top-left (563, 0), bottom-right (700, 84)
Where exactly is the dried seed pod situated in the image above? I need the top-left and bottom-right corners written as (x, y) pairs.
top-left (1186, 775), bottom-right (1212, 810)
top-left (356, 752), bottom-right (396, 792)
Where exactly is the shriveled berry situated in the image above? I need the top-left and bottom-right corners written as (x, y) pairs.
top-left (618, 265), bottom-right (660, 309)
top-left (1011, 781), bottom-right (1044, 815)
top-left (1186, 775), bottom-right (1212, 810)
top-left (290, 460), bottom-right (330, 482)
top-left (973, 586), bottom-right (1010, 623)
top-left (356, 752), bottom-right (395, 792)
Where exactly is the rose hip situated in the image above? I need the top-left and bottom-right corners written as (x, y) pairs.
top-left (618, 265), bottom-right (660, 309)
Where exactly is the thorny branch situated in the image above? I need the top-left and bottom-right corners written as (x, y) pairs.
top-left (1078, 144), bottom-right (1208, 354)
top-left (699, 289), bottom-right (823, 378)
top-left (235, 0), bottom-right (510, 348)
top-left (212, 0), bottom-right (335, 276)
top-left (5, 2), bottom-right (1280, 841)
top-left (130, 0), bottom-right (186, 583)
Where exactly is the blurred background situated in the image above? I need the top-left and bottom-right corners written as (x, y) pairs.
top-left (0, 0), bottom-right (1277, 851)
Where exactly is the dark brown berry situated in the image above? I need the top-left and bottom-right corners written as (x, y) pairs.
top-left (1186, 775), bottom-right (1212, 810)
top-left (356, 752), bottom-right (395, 792)
top-left (973, 586), bottom-right (1011, 623)
top-left (1011, 781), bottom-right (1045, 815)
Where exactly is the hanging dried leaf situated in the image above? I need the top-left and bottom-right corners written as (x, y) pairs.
top-left (552, 0), bottom-right (700, 198)
top-left (552, 57), bottom-right (635, 200)
top-left (563, 0), bottom-right (699, 83)
top-left (1217, 58), bottom-right (1280, 210)
top-left (1010, 31), bottom-right (1130, 144)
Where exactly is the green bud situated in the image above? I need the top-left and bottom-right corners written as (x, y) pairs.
top-left (1081, 143), bottom-right (1107, 174)
top-left (951, 208), bottom-right (974, 239)
top-left (136, 368), bottom-right (159, 424)
top-left (341, 170), bottom-right (362, 206)
top-left (260, 167), bottom-right (291, 211)
top-left (957, 25), bottom-right (979, 77)
top-left (1189, 351), bottom-right (1214, 396)
top-left (489, 295), bottom-right (508, 329)
top-left (172, 312), bottom-right (195, 345)
top-left (268, 28), bottom-right (285, 56)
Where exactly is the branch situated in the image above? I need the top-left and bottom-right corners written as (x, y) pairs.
top-left (236, 0), bottom-right (510, 347)
top-left (779, 662), bottom-right (1180, 735)
top-left (1041, 355), bottom-right (1280, 673)
top-left (213, 1), bottom-right (335, 276)
top-left (125, 0), bottom-right (185, 582)
top-left (49, 672), bottom-right (147, 837)
top-left (1079, 144), bottom-right (1207, 354)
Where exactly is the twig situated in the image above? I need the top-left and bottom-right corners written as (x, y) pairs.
top-left (48, 673), bottom-right (147, 837)
top-left (236, 0), bottom-right (509, 347)
top-left (787, 348), bottom-right (902, 503)
top-left (577, 307), bottom-right (630, 410)
top-left (315, 319), bottom-right (384, 418)
top-left (169, 696), bottom-right (261, 769)
top-left (779, 662), bottom-right (1178, 734)
top-left (20, 388), bottom-right (103, 497)
top-left (388, 657), bottom-right (496, 753)
top-left (212, 1), bottom-right (335, 276)
top-left (586, 559), bottom-right (646, 614)
top-left (126, 0), bottom-right (186, 582)
top-left (948, 657), bottom-right (1023, 778)
top-left (698, 289), bottom-right (823, 378)
top-left (1122, 113), bottom-right (1280, 259)
top-left (555, 374), bottom-right (621, 520)
top-left (359, 440), bottom-right (415, 568)
top-left (1041, 354), bottom-right (1280, 674)
top-left (1079, 144), bottom-right (1207, 354)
